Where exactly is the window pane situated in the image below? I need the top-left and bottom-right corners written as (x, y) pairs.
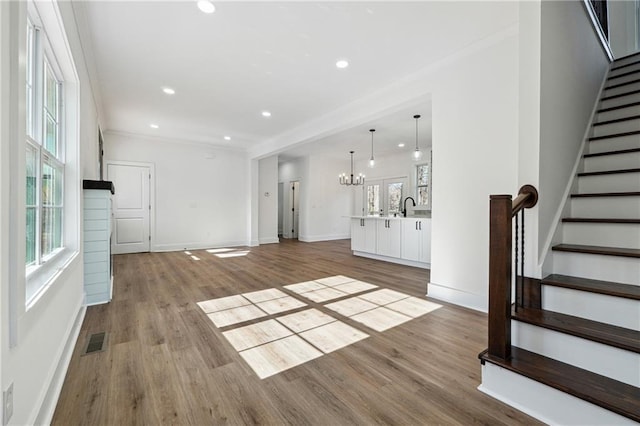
top-left (41, 158), bottom-right (63, 257)
top-left (387, 183), bottom-right (403, 214)
top-left (367, 184), bottom-right (379, 215)
top-left (26, 144), bottom-right (37, 205)
top-left (417, 164), bottom-right (429, 186)
top-left (45, 64), bottom-right (58, 118)
top-left (418, 187), bottom-right (429, 206)
top-left (26, 207), bottom-right (37, 266)
top-left (45, 114), bottom-right (57, 155)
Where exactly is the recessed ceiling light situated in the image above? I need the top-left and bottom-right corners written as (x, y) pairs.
top-left (150, 124), bottom-right (159, 129)
top-left (261, 111), bottom-right (272, 117)
top-left (197, 0), bottom-right (216, 14)
top-left (398, 143), bottom-right (405, 147)
top-left (162, 87), bottom-right (175, 95)
top-left (224, 136), bottom-right (231, 141)
top-left (336, 59), bottom-right (349, 69)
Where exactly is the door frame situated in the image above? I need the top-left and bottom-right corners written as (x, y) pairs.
top-left (105, 160), bottom-right (155, 252)
top-left (290, 180), bottom-right (300, 239)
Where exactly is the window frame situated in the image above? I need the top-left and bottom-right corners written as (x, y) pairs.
top-left (24, 4), bottom-right (71, 305)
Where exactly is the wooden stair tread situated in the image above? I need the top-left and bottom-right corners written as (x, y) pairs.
top-left (608, 68), bottom-right (640, 81)
top-left (542, 274), bottom-right (640, 300)
top-left (611, 59), bottom-right (640, 72)
top-left (562, 218), bottom-right (640, 224)
top-left (578, 168), bottom-right (640, 177)
top-left (583, 148), bottom-right (640, 157)
top-left (571, 191), bottom-right (640, 198)
top-left (511, 306), bottom-right (640, 353)
top-left (589, 130), bottom-right (640, 141)
top-left (479, 347), bottom-right (640, 422)
top-left (552, 244), bottom-right (640, 258)
top-left (600, 89), bottom-right (640, 102)
top-left (607, 78), bottom-right (640, 90)
top-left (597, 100), bottom-right (640, 113)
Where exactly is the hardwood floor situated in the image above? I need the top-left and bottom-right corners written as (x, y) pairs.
top-left (52, 239), bottom-right (539, 425)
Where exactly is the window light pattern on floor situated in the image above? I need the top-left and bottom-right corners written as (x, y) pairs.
top-left (197, 276), bottom-right (442, 379)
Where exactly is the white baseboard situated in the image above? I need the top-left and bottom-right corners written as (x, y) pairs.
top-left (298, 233), bottom-right (349, 243)
top-left (152, 240), bottom-right (248, 252)
top-left (259, 237), bottom-right (280, 245)
top-left (479, 362), bottom-right (636, 425)
top-left (427, 281), bottom-right (487, 312)
top-left (34, 299), bottom-right (86, 425)
top-left (352, 251), bottom-right (430, 270)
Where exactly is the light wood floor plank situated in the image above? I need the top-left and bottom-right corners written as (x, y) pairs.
top-left (52, 239), bottom-right (539, 425)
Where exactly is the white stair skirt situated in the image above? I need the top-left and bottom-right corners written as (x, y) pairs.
top-left (479, 362), bottom-right (638, 426)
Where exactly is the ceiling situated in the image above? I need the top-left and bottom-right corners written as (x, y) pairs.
top-left (76, 1), bottom-right (517, 156)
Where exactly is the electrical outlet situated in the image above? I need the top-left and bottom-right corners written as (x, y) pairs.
top-left (3, 383), bottom-right (13, 426)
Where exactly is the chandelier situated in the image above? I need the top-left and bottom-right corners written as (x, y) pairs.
top-left (339, 151), bottom-right (365, 186)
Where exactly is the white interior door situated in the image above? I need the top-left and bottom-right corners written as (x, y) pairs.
top-left (107, 162), bottom-right (151, 254)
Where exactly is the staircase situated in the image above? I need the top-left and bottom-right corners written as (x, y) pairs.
top-left (480, 52), bottom-right (640, 424)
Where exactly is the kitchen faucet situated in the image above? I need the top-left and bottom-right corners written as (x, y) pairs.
top-left (402, 197), bottom-right (416, 217)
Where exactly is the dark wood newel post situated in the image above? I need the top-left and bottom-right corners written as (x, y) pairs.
top-left (488, 195), bottom-right (513, 360)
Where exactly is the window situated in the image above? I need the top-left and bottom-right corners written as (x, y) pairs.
top-left (364, 178), bottom-right (407, 216)
top-left (416, 163), bottom-right (430, 206)
top-left (25, 13), bottom-right (68, 302)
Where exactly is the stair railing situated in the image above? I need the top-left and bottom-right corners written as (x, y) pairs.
top-left (488, 184), bottom-right (538, 361)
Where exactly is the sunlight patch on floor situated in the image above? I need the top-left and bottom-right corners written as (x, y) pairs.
top-left (197, 275), bottom-right (442, 379)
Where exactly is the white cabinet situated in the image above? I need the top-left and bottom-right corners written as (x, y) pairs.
top-left (351, 218), bottom-right (377, 253)
top-left (376, 218), bottom-right (402, 258)
top-left (402, 219), bottom-right (431, 263)
top-left (83, 181), bottom-right (114, 305)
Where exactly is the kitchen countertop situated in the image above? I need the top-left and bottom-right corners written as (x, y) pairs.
top-left (348, 214), bottom-right (431, 220)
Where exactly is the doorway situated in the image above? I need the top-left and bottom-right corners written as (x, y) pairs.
top-left (364, 177), bottom-right (408, 216)
top-left (106, 161), bottom-right (153, 254)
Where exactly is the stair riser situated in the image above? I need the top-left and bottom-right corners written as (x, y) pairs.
top-left (571, 196), bottom-right (640, 219)
top-left (613, 54), bottom-right (640, 68)
top-left (552, 251), bottom-right (640, 285)
top-left (604, 80), bottom-right (640, 97)
top-left (512, 322), bottom-right (640, 386)
top-left (606, 71), bottom-right (640, 87)
top-left (591, 119), bottom-right (640, 137)
top-left (588, 135), bottom-right (640, 153)
top-left (609, 62), bottom-right (640, 78)
top-left (583, 151), bottom-right (640, 172)
top-left (600, 92), bottom-right (640, 109)
top-left (563, 223), bottom-right (640, 249)
top-left (479, 363), bottom-right (637, 426)
top-left (597, 104), bottom-right (640, 122)
top-left (578, 172), bottom-right (640, 193)
top-left (541, 285), bottom-right (640, 331)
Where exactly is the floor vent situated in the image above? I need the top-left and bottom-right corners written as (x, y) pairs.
top-left (83, 332), bottom-right (107, 355)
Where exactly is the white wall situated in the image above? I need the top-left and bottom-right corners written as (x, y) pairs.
top-left (1, 1), bottom-right (100, 424)
top-left (300, 154), bottom-right (352, 242)
top-left (609, 0), bottom-right (640, 59)
top-left (538, 0), bottom-right (609, 263)
top-left (258, 155), bottom-right (278, 244)
top-left (105, 132), bottom-right (249, 251)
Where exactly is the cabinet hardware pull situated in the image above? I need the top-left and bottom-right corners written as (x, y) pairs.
top-left (419, 221), bottom-right (422, 230)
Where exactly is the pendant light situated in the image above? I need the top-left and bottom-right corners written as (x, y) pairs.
top-left (412, 114), bottom-right (423, 161)
top-left (339, 151), bottom-right (365, 186)
top-left (368, 129), bottom-right (376, 168)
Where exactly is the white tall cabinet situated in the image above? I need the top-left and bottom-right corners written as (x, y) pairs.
top-left (83, 180), bottom-right (114, 305)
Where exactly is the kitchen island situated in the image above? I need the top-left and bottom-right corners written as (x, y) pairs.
top-left (349, 215), bottom-right (431, 269)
